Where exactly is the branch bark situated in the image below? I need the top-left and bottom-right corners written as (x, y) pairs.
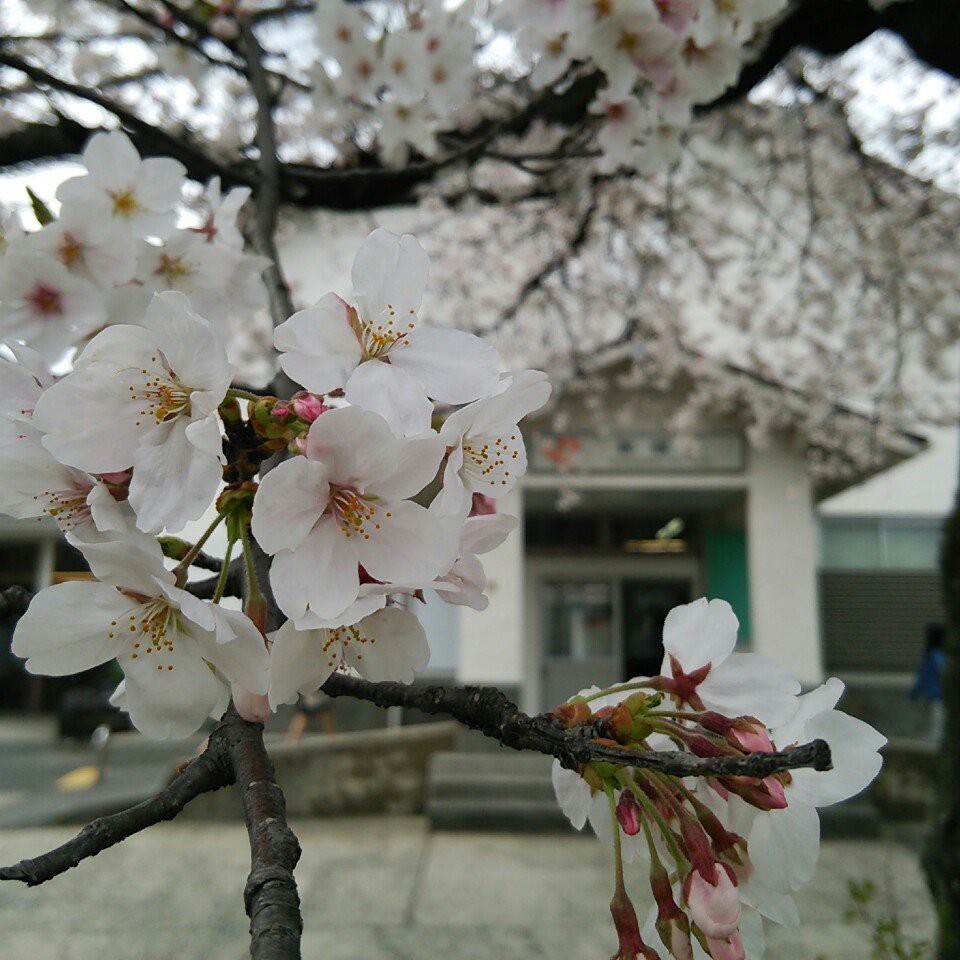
top-left (321, 675), bottom-right (833, 778)
top-left (0, 711), bottom-right (304, 960)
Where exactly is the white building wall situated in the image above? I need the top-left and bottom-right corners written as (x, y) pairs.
top-left (456, 488), bottom-right (526, 687)
top-left (746, 439), bottom-right (823, 684)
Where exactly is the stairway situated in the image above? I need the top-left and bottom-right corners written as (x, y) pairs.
top-left (425, 748), bottom-right (883, 837)
top-left (426, 750), bottom-right (573, 832)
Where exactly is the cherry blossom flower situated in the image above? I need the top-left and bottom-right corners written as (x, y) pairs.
top-left (275, 229), bottom-right (500, 435)
top-left (591, 92), bottom-right (649, 172)
top-left (0, 251), bottom-right (107, 360)
top-left (745, 678), bottom-right (887, 894)
top-left (32, 291), bottom-right (232, 533)
top-left (251, 405), bottom-right (449, 624)
top-left (0, 439), bottom-right (131, 542)
top-left (436, 369), bottom-right (552, 515)
top-left (25, 211), bottom-right (137, 287)
top-left (433, 511), bottom-right (519, 611)
top-left (268, 606), bottom-right (430, 708)
top-left (191, 177), bottom-right (250, 250)
top-left (657, 598), bottom-right (800, 727)
top-left (56, 131), bottom-right (186, 241)
top-left (12, 534), bottom-right (269, 739)
top-left (0, 342), bottom-right (53, 444)
top-left (377, 100), bottom-right (438, 166)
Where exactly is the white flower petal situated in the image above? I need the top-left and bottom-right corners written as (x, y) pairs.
top-left (748, 801), bottom-right (820, 893)
top-left (129, 419), bottom-right (223, 533)
top-left (339, 606), bottom-right (429, 682)
top-left (662, 597), bottom-right (739, 671)
top-left (353, 499), bottom-right (448, 585)
top-left (351, 229), bottom-right (429, 323)
top-left (551, 760), bottom-right (592, 830)
top-left (12, 581), bottom-right (130, 675)
top-left (700, 652), bottom-right (800, 727)
top-left (267, 620), bottom-right (339, 709)
top-left (270, 519), bottom-right (360, 622)
top-left (343, 359), bottom-right (433, 437)
top-left (275, 293), bottom-right (362, 393)
top-left (304, 405), bottom-right (400, 487)
top-left (252, 455), bottom-right (331, 555)
top-left (392, 326), bottom-right (500, 404)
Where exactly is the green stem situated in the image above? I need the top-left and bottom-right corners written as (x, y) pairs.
top-left (606, 785), bottom-right (626, 889)
top-left (239, 522), bottom-right (263, 604)
top-left (173, 512), bottom-right (226, 584)
top-left (630, 774), bottom-right (690, 875)
top-left (211, 537), bottom-right (236, 604)
top-left (584, 680), bottom-right (661, 703)
top-left (227, 387), bottom-right (267, 403)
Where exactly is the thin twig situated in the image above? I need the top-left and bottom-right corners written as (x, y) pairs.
top-left (321, 676), bottom-right (833, 777)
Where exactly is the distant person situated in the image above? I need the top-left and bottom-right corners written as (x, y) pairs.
top-left (286, 690), bottom-right (336, 742)
top-left (910, 623), bottom-right (948, 743)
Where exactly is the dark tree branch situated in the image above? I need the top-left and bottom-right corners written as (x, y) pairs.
top-left (0, 735), bottom-right (231, 884)
top-left (0, 710), bottom-right (303, 959)
top-left (0, 49), bottom-right (251, 186)
top-left (240, 19), bottom-right (294, 327)
top-left (321, 675), bottom-right (833, 778)
top-left (228, 710), bottom-right (303, 959)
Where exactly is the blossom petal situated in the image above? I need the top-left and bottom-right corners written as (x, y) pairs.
top-left (304, 404), bottom-right (400, 487)
top-left (661, 597), bottom-right (739, 672)
top-left (551, 760), bottom-right (592, 830)
top-left (12, 581), bottom-right (130, 674)
top-left (270, 519), bottom-right (360, 622)
top-left (700, 652), bottom-right (800, 728)
top-left (267, 620), bottom-right (339, 709)
top-left (339, 607), bottom-right (430, 682)
top-left (351, 229), bottom-right (429, 322)
top-left (353, 499), bottom-right (449, 585)
top-left (275, 293), bottom-right (362, 393)
top-left (191, 608), bottom-right (270, 695)
top-left (252, 455), bottom-right (331, 555)
top-left (120, 627), bottom-right (227, 739)
top-left (392, 326), bottom-right (500, 404)
top-left (748, 802), bottom-right (820, 893)
top-left (129, 419), bottom-right (223, 534)
top-left (371, 432), bottom-right (444, 501)
top-left (343, 359), bottom-right (433, 437)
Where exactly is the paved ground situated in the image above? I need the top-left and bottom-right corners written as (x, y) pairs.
top-left (0, 818), bottom-right (935, 960)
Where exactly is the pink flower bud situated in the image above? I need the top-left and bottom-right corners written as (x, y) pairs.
top-left (292, 393), bottom-right (327, 423)
top-left (610, 881), bottom-right (660, 960)
top-left (271, 401), bottom-right (292, 421)
top-left (615, 789), bottom-right (643, 836)
top-left (706, 933), bottom-right (744, 960)
top-left (684, 864), bottom-right (741, 940)
top-left (728, 722), bottom-right (774, 754)
top-left (232, 685), bottom-right (271, 724)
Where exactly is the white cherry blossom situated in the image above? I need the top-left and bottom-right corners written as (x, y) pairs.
top-left (56, 131), bottom-right (186, 241)
top-left (275, 229), bottom-right (500, 436)
top-left (32, 291), bottom-right (232, 533)
top-left (746, 678), bottom-right (887, 894)
top-left (437, 369), bottom-right (551, 514)
top-left (0, 439), bottom-right (130, 542)
top-left (268, 606), bottom-right (430, 708)
top-left (0, 251), bottom-right (107, 360)
top-left (12, 534), bottom-right (269, 739)
top-left (659, 598), bottom-right (801, 727)
top-left (251, 405), bottom-right (449, 624)
top-left (434, 512), bottom-right (519, 611)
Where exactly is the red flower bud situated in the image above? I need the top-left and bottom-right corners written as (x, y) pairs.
top-left (615, 789), bottom-right (643, 836)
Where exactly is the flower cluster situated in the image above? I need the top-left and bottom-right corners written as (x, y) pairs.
top-left (551, 598), bottom-right (886, 960)
top-left (2, 189), bottom-right (551, 738)
top-left (503, 0), bottom-right (788, 172)
top-left (0, 131), bottom-right (268, 365)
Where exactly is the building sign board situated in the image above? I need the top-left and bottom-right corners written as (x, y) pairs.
top-left (528, 430), bottom-right (745, 475)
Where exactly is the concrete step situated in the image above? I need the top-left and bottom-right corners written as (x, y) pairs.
top-left (426, 796), bottom-right (573, 832)
top-left (429, 750), bottom-right (555, 777)
top-left (429, 770), bottom-right (556, 803)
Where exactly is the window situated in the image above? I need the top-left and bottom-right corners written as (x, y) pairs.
top-left (820, 517), bottom-right (942, 570)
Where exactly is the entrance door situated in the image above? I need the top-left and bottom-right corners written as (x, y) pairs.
top-left (541, 580), bottom-right (620, 710)
top-left (620, 579), bottom-right (692, 679)
top-left (538, 574), bottom-right (694, 710)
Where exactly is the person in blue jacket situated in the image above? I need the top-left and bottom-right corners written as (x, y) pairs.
top-left (910, 623), bottom-right (948, 743)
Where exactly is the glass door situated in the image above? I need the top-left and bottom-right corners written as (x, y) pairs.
top-left (620, 579), bottom-right (692, 679)
top-left (541, 580), bottom-right (620, 710)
